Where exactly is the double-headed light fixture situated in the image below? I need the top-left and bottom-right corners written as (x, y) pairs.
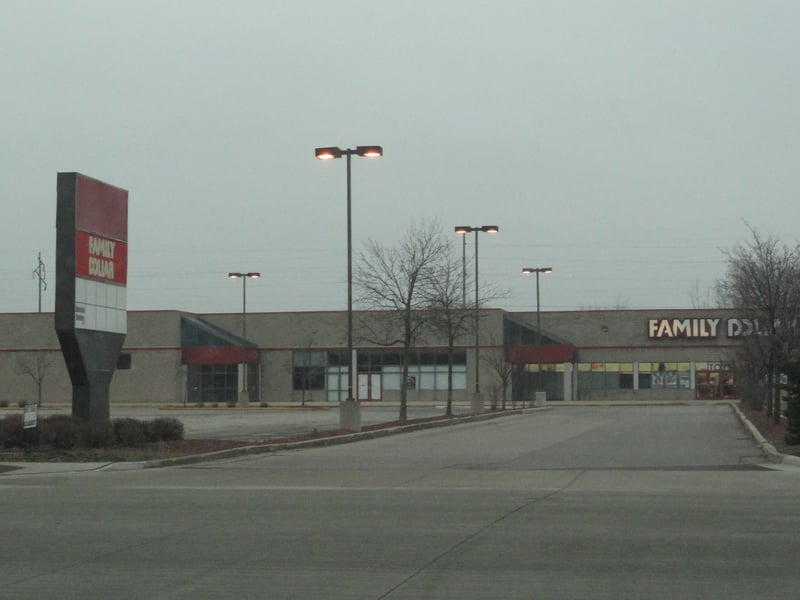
top-left (314, 146), bottom-right (383, 160)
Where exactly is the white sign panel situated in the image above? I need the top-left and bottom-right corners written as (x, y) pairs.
top-left (23, 404), bottom-right (38, 429)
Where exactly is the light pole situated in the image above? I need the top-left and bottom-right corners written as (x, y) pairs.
top-left (228, 272), bottom-right (260, 406)
top-left (460, 232), bottom-right (467, 307)
top-left (522, 267), bottom-right (552, 401)
top-left (455, 225), bottom-right (499, 407)
top-left (315, 145), bottom-right (383, 430)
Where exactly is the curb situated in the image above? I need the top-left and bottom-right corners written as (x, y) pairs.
top-left (730, 402), bottom-right (800, 467)
top-left (101, 407), bottom-right (542, 471)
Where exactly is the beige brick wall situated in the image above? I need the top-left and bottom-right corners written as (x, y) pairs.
top-left (0, 308), bottom-right (742, 407)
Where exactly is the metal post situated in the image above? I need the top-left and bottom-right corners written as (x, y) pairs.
top-left (474, 229), bottom-right (480, 394)
top-left (536, 269), bottom-right (542, 393)
top-left (315, 145), bottom-right (382, 430)
top-left (455, 225), bottom-right (498, 408)
top-left (522, 266), bottom-right (552, 403)
top-left (346, 150), bottom-right (354, 403)
top-left (461, 233), bottom-right (467, 307)
top-left (241, 275), bottom-right (247, 393)
top-left (229, 272), bottom-right (259, 405)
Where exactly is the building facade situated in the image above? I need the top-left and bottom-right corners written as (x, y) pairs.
top-left (0, 308), bottom-right (743, 407)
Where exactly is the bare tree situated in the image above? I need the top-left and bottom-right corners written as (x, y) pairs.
top-left (423, 240), bottom-right (473, 415)
top-left (689, 280), bottom-right (717, 309)
top-left (716, 227), bottom-right (800, 421)
top-left (424, 240), bottom-right (510, 415)
top-left (355, 220), bottom-right (448, 421)
top-left (481, 339), bottom-right (514, 410)
top-left (16, 351), bottom-right (53, 405)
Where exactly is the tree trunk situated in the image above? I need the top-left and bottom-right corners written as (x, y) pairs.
top-left (766, 369), bottom-right (774, 417)
top-left (786, 385), bottom-right (800, 444)
top-left (446, 341), bottom-right (454, 416)
top-left (400, 360), bottom-right (409, 422)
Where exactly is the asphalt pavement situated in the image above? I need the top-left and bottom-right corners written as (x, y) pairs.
top-left (2, 403), bottom-right (800, 599)
top-left (2, 400), bottom-right (798, 477)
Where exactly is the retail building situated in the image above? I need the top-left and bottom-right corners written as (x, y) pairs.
top-left (0, 308), bottom-right (743, 407)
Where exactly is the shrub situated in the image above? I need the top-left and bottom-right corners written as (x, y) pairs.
top-left (0, 400), bottom-right (9, 408)
top-left (113, 418), bottom-right (149, 446)
top-left (0, 415), bottom-right (185, 449)
top-left (81, 420), bottom-right (115, 448)
top-left (146, 417), bottom-right (184, 442)
top-left (39, 415), bottom-right (79, 449)
top-left (0, 415), bottom-right (25, 448)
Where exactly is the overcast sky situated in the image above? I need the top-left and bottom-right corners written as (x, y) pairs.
top-left (3, 1), bottom-right (799, 316)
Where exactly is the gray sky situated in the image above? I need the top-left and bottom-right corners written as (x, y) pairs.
top-left (3, 0), bottom-right (799, 315)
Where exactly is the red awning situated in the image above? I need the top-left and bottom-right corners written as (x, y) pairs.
top-left (182, 347), bottom-right (259, 365)
top-left (505, 344), bottom-right (575, 364)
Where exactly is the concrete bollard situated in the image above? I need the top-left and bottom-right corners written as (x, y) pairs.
top-left (339, 400), bottom-right (362, 432)
top-left (471, 391), bottom-right (484, 414)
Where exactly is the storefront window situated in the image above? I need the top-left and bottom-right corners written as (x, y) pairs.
top-left (377, 352), bottom-right (466, 392)
top-left (383, 364), bottom-right (466, 391)
top-left (293, 351), bottom-right (326, 391)
top-left (577, 363), bottom-right (634, 390)
top-left (383, 366), bottom-right (403, 390)
top-left (198, 364), bottom-right (238, 404)
top-left (326, 366), bottom-right (348, 402)
top-left (642, 362), bottom-right (691, 390)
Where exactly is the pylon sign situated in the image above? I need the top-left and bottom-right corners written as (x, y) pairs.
top-left (55, 173), bottom-right (128, 421)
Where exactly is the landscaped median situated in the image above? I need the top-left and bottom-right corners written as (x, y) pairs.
top-left (0, 414), bottom-right (187, 463)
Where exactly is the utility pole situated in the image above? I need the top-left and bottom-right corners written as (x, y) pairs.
top-left (32, 252), bottom-right (47, 312)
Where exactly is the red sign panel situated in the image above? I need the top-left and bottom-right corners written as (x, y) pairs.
top-left (75, 230), bottom-right (128, 285)
top-left (75, 174), bottom-right (128, 241)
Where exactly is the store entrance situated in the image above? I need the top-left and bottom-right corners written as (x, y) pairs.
top-left (696, 370), bottom-right (737, 400)
top-left (358, 373), bottom-right (382, 401)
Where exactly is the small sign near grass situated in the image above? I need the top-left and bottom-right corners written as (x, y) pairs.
top-left (23, 403), bottom-right (38, 430)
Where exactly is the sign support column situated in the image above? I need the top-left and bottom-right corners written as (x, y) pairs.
top-left (55, 172), bottom-right (128, 421)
